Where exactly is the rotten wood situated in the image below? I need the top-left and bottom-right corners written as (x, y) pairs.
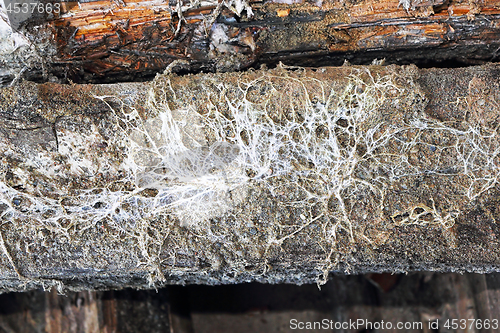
top-left (0, 64), bottom-right (499, 291)
top-left (5, 0), bottom-right (500, 83)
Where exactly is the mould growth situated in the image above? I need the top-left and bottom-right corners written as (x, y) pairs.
top-left (0, 65), bottom-right (499, 287)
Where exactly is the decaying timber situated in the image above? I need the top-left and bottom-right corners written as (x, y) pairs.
top-left (0, 63), bottom-right (499, 292)
top-left (1, 273), bottom-right (500, 332)
top-left (2, 0), bottom-right (500, 83)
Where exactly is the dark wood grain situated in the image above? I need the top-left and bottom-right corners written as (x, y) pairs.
top-left (15, 0), bottom-right (500, 83)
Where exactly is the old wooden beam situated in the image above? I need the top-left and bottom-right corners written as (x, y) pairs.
top-left (1, 273), bottom-right (500, 332)
top-left (2, 0), bottom-right (500, 83)
top-left (0, 63), bottom-right (499, 291)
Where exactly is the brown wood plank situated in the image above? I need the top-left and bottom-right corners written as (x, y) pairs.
top-left (4, 0), bottom-right (500, 82)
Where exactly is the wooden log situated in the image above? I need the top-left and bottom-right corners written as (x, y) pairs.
top-left (0, 63), bottom-right (500, 291)
top-left (2, 0), bottom-right (500, 83)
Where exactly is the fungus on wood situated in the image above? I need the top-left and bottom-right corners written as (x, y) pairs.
top-left (0, 64), bottom-right (500, 291)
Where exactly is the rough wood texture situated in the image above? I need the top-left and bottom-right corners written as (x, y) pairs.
top-left (0, 63), bottom-right (500, 291)
top-left (0, 288), bottom-right (172, 332)
top-left (2, 0), bottom-right (500, 83)
top-left (1, 273), bottom-right (500, 332)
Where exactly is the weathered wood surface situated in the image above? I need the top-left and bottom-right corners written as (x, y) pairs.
top-left (1, 273), bottom-right (500, 333)
top-left (0, 63), bottom-right (500, 292)
top-left (0, 288), bottom-right (173, 332)
top-left (3, 0), bottom-right (500, 83)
